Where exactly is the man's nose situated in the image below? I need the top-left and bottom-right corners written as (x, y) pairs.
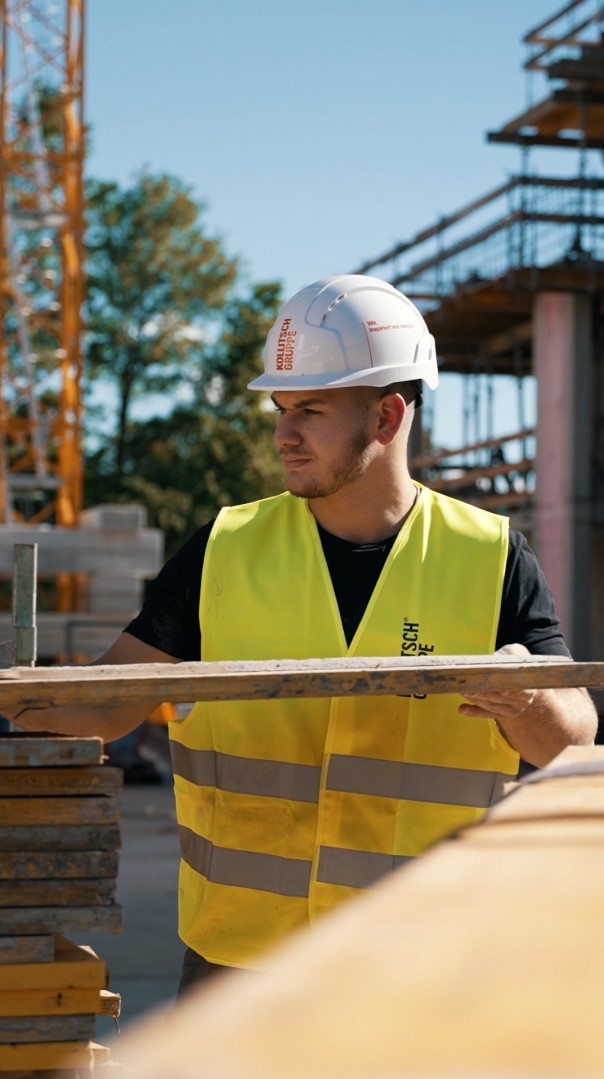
top-left (274, 413), bottom-right (302, 448)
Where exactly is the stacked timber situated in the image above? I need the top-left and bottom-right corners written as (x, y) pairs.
top-left (0, 733), bottom-right (122, 1076)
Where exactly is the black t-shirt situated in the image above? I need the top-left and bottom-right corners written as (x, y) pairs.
top-left (125, 521), bottom-right (571, 659)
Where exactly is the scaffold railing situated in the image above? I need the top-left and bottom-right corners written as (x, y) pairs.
top-left (354, 174), bottom-right (604, 308)
top-left (523, 0), bottom-right (604, 72)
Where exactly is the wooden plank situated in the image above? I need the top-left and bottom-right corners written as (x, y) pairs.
top-left (0, 1014), bottom-right (96, 1043)
top-left (1, 939), bottom-right (107, 990)
top-left (0, 988), bottom-right (120, 1018)
top-left (0, 767), bottom-right (122, 797)
top-left (0, 935), bottom-right (54, 964)
top-left (0, 850), bottom-right (119, 881)
top-left (0, 736), bottom-right (103, 768)
top-left (487, 778), bottom-right (604, 823)
top-left (0, 905), bottom-right (122, 936)
top-left (0, 824), bottom-right (121, 853)
top-left (0, 796), bottom-right (119, 827)
top-left (98, 992), bottom-right (121, 1019)
top-left (455, 818), bottom-right (604, 847)
top-left (1, 655), bottom-right (603, 712)
top-left (110, 746), bottom-right (604, 1079)
top-left (0, 1040), bottom-right (111, 1071)
top-left (0, 878), bottom-right (116, 908)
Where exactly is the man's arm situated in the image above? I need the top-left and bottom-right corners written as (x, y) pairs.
top-left (4, 632), bottom-right (180, 744)
top-left (458, 642), bottom-right (598, 767)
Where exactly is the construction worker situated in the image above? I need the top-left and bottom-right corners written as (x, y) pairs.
top-left (9, 275), bottom-right (597, 991)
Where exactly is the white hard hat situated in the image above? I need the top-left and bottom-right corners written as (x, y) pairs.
top-left (248, 274), bottom-right (438, 392)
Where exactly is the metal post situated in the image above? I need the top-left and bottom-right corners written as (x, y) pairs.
top-left (12, 542), bottom-right (37, 667)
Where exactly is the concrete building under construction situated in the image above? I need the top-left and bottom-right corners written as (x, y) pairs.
top-left (356, 0), bottom-right (604, 677)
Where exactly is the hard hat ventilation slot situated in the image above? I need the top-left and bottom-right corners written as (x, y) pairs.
top-left (322, 293), bottom-right (347, 322)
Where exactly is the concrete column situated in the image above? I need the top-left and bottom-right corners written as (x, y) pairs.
top-left (533, 291), bottom-right (593, 658)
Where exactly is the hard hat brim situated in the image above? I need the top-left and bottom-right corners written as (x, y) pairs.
top-left (248, 363), bottom-right (439, 393)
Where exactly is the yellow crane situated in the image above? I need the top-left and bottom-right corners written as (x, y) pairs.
top-left (0, 0), bottom-right (85, 536)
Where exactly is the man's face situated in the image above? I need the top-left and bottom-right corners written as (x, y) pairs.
top-left (271, 387), bottom-right (377, 499)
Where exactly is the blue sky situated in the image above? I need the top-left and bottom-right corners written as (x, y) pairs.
top-left (85, 1), bottom-right (582, 446)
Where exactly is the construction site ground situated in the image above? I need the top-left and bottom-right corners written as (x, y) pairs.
top-left (90, 740), bottom-right (184, 1045)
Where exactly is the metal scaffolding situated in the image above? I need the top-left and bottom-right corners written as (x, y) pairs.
top-left (354, 0), bottom-right (604, 519)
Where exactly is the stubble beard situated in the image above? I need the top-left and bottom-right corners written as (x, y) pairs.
top-left (285, 426), bottom-right (373, 500)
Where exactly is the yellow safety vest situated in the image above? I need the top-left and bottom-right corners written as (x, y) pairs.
top-left (170, 487), bottom-right (517, 968)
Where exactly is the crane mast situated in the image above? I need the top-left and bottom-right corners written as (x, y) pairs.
top-left (0, 0), bottom-right (85, 529)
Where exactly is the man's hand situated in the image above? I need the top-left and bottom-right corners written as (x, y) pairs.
top-left (458, 643), bottom-right (537, 723)
top-left (4, 633), bottom-right (180, 744)
top-left (458, 642), bottom-right (598, 768)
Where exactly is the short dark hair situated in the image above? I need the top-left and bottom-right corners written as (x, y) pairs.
top-left (378, 380), bottom-right (423, 408)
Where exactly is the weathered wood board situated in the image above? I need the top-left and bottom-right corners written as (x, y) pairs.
top-left (0, 935), bottom-right (54, 964)
top-left (0, 796), bottom-right (119, 828)
top-left (0, 906), bottom-right (122, 936)
top-left (0, 767), bottom-right (122, 797)
top-left (0, 655), bottom-right (602, 711)
top-left (0, 736), bottom-right (103, 768)
top-left (110, 746), bottom-right (604, 1079)
top-left (0, 850), bottom-right (119, 881)
top-left (0, 988), bottom-right (120, 1018)
top-left (0, 824), bottom-right (121, 853)
top-left (0, 878), bottom-right (116, 909)
top-left (0, 1014), bottom-right (96, 1044)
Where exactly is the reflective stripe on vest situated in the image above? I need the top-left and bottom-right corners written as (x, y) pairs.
top-left (317, 847), bottom-right (413, 889)
top-left (179, 826), bottom-right (312, 898)
top-left (170, 741), bottom-right (321, 802)
top-left (326, 754), bottom-right (508, 808)
top-left (170, 487), bottom-right (515, 967)
top-left (171, 742), bottom-right (508, 811)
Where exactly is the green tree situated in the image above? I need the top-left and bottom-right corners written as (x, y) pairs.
top-left (85, 171), bottom-right (238, 480)
top-left (86, 280), bottom-right (284, 556)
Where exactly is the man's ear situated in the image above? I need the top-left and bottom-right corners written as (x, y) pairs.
top-left (375, 392), bottom-right (406, 445)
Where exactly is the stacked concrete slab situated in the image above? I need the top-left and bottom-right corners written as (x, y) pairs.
top-left (0, 504), bottom-right (163, 663)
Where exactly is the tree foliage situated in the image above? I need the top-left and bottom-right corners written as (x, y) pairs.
top-left (83, 178), bottom-right (284, 554)
top-left (85, 171), bottom-right (239, 479)
top-left (8, 85), bottom-right (286, 553)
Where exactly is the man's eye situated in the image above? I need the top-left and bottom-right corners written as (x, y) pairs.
top-left (303, 408), bottom-right (319, 416)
